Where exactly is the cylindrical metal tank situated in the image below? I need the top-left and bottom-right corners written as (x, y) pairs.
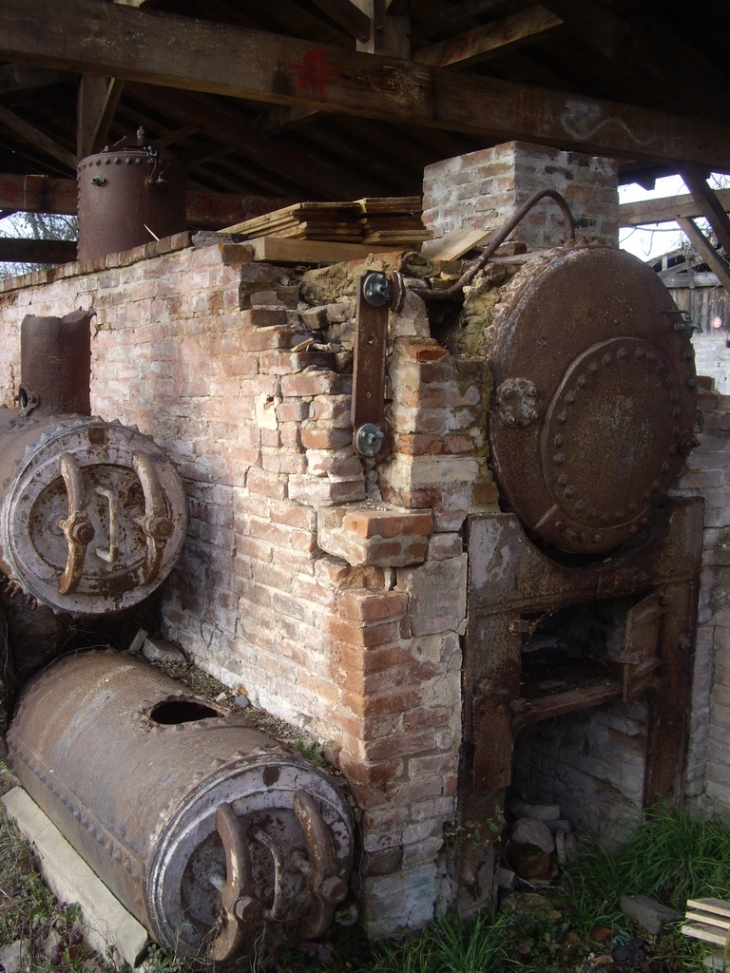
top-left (77, 127), bottom-right (187, 262)
top-left (7, 651), bottom-right (354, 962)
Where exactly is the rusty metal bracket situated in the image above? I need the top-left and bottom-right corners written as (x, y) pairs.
top-left (212, 803), bottom-right (263, 963)
top-left (351, 271), bottom-right (403, 458)
top-left (57, 452), bottom-right (95, 595)
top-left (132, 451), bottom-right (174, 586)
top-left (293, 790), bottom-right (348, 939)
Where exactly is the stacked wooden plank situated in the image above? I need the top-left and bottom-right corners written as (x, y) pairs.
top-left (224, 197), bottom-right (431, 248)
top-left (681, 898), bottom-right (730, 968)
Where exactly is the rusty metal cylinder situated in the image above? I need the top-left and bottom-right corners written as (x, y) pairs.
top-left (7, 651), bottom-right (354, 962)
top-left (77, 128), bottom-right (187, 262)
top-left (19, 310), bottom-right (92, 417)
top-left (0, 408), bottom-right (187, 616)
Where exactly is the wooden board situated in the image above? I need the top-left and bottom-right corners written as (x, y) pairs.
top-left (687, 899), bottom-right (730, 919)
top-left (421, 228), bottom-right (491, 261)
top-left (681, 922), bottom-right (730, 947)
top-left (247, 236), bottom-right (403, 264)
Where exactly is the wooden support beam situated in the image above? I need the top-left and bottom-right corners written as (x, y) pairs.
top-left (307, 0), bottom-right (371, 42)
top-left (680, 164), bottom-right (730, 256)
top-left (0, 172), bottom-right (288, 229)
top-left (77, 74), bottom-right (107, 159)
top-left (2, 0), bottom-right (730, 168)
top-left (677, 217), bottom-right (730, 295)
top-left (620, 188), bottom-right (730, 227)
top-left (0, 173), bottom-right (77, 214)
top-left (0, 104), bottom-right (76, 171)
top-left (354, 0), bottom-right (410, 58)
top-left (0, 237), bottom-right (76, 263)
top-left (413, 5), bottom-right (562, 68)
top-left (0, 64), bottom-right (67, 94)
top-left (127, 83), bottom-right (382, 199)
top-left (410, 0), bottom-right (509, 46)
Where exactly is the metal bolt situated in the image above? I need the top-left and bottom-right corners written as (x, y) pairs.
top-left (355, 423), bottom-right (385, 457)
top-left (362, 272), bottom-right (392, 307)
top-left (72, 520), bottom-right (95, 544)
top-left (92, 175), bottom-right (107, 187)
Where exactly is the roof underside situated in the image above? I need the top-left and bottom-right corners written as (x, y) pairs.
top-left (0, 0), bottom-right (729, 206)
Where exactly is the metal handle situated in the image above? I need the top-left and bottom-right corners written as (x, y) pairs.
top-left (212, 803), bottom-right (263, 963)
top-left (293, 791), bottom-right (348, 939)
top-left (57, 452), bottom-right (95, 595)
top-left (132, 451), bottom-right (174, 585)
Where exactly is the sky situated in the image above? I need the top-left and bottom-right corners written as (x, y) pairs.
top-left (618, 174), bottom-right (687, 262)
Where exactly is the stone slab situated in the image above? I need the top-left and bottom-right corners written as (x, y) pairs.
top-left (1, 787), bottom-right (149, 967)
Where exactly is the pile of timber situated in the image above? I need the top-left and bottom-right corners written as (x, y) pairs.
top-left (681, 898), bottom-right (730, 967)
top-left (224, 197), bottom-right (430, 249)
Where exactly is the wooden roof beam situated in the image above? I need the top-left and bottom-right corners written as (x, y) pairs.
top-left (126, 83), bottom-right (375, 200)
top-left (0, 237), bottom-right (76, 263)
top-left (305, 0), bottom-right (371, 42)
top-left (620, 188), bottom-right (730, 228)
top-left (413, 5), bottom-right (562, 68)
top-left (679, 164), bottom-right (730, 256)
top-left (677, 217), bottom-right (730, 295)
top-left (3, 0), bottom-right (730, 168)
top-left (0, 102), bottom-right (76, 171)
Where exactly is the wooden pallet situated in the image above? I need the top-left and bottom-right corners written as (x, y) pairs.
top-left (681, 897), bottom-right (730, 965)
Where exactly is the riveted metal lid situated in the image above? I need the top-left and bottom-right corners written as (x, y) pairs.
top-left (488, 245), bottom-right (698, 554)
top-left (0, 416), bottom-right (187, 614)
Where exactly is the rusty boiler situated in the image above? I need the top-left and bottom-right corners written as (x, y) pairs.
top-left (0, 310), bottom-right (187, 683)
top-left (7, 651), bottom-right (354, 962)
top-left (77, 128), bottom-right (187, 262)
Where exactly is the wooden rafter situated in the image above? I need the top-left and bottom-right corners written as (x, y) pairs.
top-left (679, 165), bottom-right (730, 256)
top-left (2, 0), bottom-right (730, 168)
top-left (620, 188), bottom-right (730, 228)
top-left (0, 237), bottom-right (76, 263)
top-left (305, 0), bottom-right (371, 42)
top-left (0, 171), bottom-right (288, 229)
top-left (677, 218), bottom-right (730, 295)
top-left (413, 5), bottom-right (562, 68)
top-left (126, 83), bottom-right (378, 200)
top-left (0, 103), bottom-right (76, 171)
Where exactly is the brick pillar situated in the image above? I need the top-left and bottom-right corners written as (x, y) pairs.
top-left (422, 140), bottom-right (619, 249)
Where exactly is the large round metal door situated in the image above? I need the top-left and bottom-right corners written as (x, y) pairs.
top-left (487, 245), bottom-right (698, 554)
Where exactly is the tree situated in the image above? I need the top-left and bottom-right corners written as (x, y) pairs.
top-left (0, 211), bottom-right (77, 279)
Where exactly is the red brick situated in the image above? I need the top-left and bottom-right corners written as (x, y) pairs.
top-left (338, 753), bottom-right (404, 786)
top-left (246, 468), bottom-right (287, 499)
top-left (312, 395), bottom-right (352, 426)
top-left (339, 589), bottom-right (408, 622)
top-left (281, 371), bottom-right (352, 398)
top-left (328, 617), bottom-right (403, 650)
top-left (277, 400), bottom-right (310, 422)
top-left (342, 688), bottom-right (422, 718)
top-left (269, 500), bottom-right (317, 531)
top-left (341, 509), bottom-right (433, 539)
top-left (300, 425), bottom-right (353, 450)
top-left (394, 338), bottom-right (449, 361)
top-left (238, 328), bottom-right (295, 352)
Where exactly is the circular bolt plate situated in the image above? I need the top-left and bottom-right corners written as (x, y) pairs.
top-left (487, 246), bottom-right (698, 554)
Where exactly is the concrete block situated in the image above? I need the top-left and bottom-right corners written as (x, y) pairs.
top-left (1, 788), bottom-right (149, 967)
top-left (619, 894), bottom-right (682, 935)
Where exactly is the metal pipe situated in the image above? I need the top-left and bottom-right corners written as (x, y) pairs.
top-left (413, 188), bottom-right (576, 302)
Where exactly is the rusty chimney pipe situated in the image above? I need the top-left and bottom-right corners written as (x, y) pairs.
top-left (18, 309), bottom-right (93, 417)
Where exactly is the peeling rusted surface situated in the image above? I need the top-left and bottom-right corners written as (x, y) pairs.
top-left (0, 411), bottom-right (187, 615)
top-left (19, 311), bottom-right (92, 417)
top-left (77, 130), bottom-right (186, 261)
top-left (7, 651), bottom-right (354, 961)
top-left (487, 244), bottom-right (698, 554)
top-left (460, 499), bottom-right (703, 910)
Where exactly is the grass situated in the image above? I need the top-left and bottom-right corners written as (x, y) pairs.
top-left (2, 781), bottom-right (729, 973)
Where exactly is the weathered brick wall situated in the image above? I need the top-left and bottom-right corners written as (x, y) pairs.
top-left (422, 141), bottom-right (619, 249)
top-left (0, 238), bottom-right (498, 934)
top-left (677, 381), bottom-right (730, 819)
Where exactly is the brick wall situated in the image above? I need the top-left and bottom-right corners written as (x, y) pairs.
top-left (676, 381), bottom-right (730, 819)
top-left (0, 236), bottom-right (500, 934)
top-left (422, 141), bottom-right (619, 249)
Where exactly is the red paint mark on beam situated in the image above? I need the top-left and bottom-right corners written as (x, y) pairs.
top-left (289, 46), bottom-right (336, 98)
